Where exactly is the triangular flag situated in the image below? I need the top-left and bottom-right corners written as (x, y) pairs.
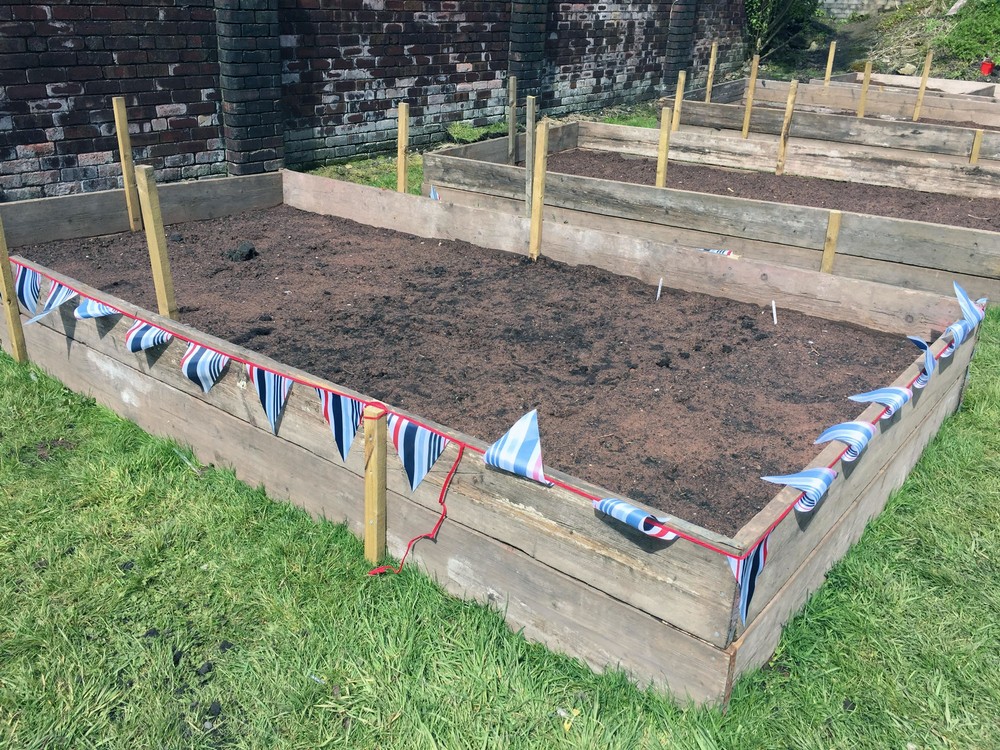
top-left (942, 318), bottom-right (974, 358)
top-left (25, 281), bottom-right (78, 325)
top-left (246, 364), bottom-right (292, 434)
top-left (907, 335), bottom-right (935, 389)
top-left (761, 467), bottom-right (837, 513)
top-left (316, 388), bottom-right (363, 461)
top-left (125, 320), bottom-right (174, 353)
top-left (13, 264), bottom-right (40, 314)
top-left (428, 185), bottom-right (440, 200)
top-left (180, 342), bottom-right (230, 393)
top-left (729, 534), bottom-right (770, 625)
top-left (74, 297), bottom-right (120, 320)
top-left (594, 498), bottom-right (678, 541)
top-left (814, 421), bottom-right (876, 462)
top-left (484, 410), bottom-right (550, 485)
top-left (954, 281), bottom-right (986, 327)
top-left (388, 413), bottom-right (448, 492)
top-left (848, 386), bottom-right (911, 420)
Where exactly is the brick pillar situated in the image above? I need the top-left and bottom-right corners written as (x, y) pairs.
top-left (215, 0), bottom-right (283, 176)
top-left (664, 0), bottom-right (698, 91)
top-left (508, 0), bottom-right (548, 100)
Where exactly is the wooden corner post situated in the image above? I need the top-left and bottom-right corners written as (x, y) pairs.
top-left (742, 54), bottom-right (760, 139)
top-left (824, 41), bottom-right (837, 86)
top-left (507, 75), bottom-right (517, 165)
top-left (655, 106), bottom-right (672, 188)
top-left (704, 41), bottom-right (718, 103)
top-left (133, 165), bottom-right (179, 320)
top-left (820, 209), bottom-right (842, 274)
top-left (396, 101), bottom-right (410, 194)
top-left (671, 70), bottom-right (686, 132)
top-left (970, 129), bottom-right (984, 165)
top-left (912, 51), bottom-right (933, 122)
top-left (0, 216), bottom-right (28, 363)
top-left (524, 95), bottom-right (536, 216)
top-left (775, 80), bottom-right (798, 176)
top-left (112, 96), bottom-right (142, 231)
top-left (528, 120), bottom-right (549, 262)
top-left (363, 405), bottom-right (387, 564)
top-left (857, 60), bottom-right (873, 119)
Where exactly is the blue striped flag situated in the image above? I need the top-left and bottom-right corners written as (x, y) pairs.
top-left (13, 264), bottom-right (40, 314)
top-left (729, 534), bottom-right (770, 625)
top-left (814, 420), bottom-right (876, 462)
top-left (848, 386), bottom-right (912, 419)
top-left (954, 281), bottom-right (986, 327)
top-left (246, 364), bottom-right (292, 434)
top-left (594, 498), bottom-right (678, 541)
top-left (761, 467), bottom-right (838, 513)
top-left (907, 335), bottom-right (935, 389)
top-left (25, 281), bottom-right (78, 325)
top-left (942, 318), bottom-right (974, 358)
top-left (180, 342), bottom-right (230, 393)
top-left (125, 320), bottom-right (174, 353)
top-left (484, 410), bottom-right (550, 485)
top-left (388, 413), bottom-right (449, 492)
top-left (315, 388), bottom-right (363, 461)
top-left (428, 185), bottom-right (440, 200)
top-left (74, 298), bottom-right (120, 320)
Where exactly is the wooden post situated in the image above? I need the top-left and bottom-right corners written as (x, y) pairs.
top-left (857, 60), bottom-right (872, 119)
top-left (655, 106), bottom-right (672, 188)
top-left (363, 405), bottom-right (387, 564)
top-left (704, 41), bottom-right (718, 103)
top-left (396, 101), bottom-right (409, 193)
top-left (824, 41), bottom-right (837, 86)
top-left (820, 210), bottom-right (842, 274)
top-left (671, 71), bottom-right (686, 132)
top-left (969, 129), bottom-right (984, 165)
top-left (742, 54), bottom-right (760, 139)
top-left (0, 215), bottom-right (28, 363)
top-left (775, 80), bottom-right (798, 176)
top-left (112, 96), bottom-right (142, 232)
top-left (133, 165), bottom-right (179, 320)
top-left (524, 95), bottom-right (536, 217)
top-left (507, 75), bottom-right (517, 165)
top-left (912, 51), bottom-right (933, 122)
top-left (528, 120), bottom-right (549, 262)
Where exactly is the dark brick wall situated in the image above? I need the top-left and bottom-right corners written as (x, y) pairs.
top-left (691, 0), bottom-right (746, 87)
top-left (0, 0), bottom-right (225, 202)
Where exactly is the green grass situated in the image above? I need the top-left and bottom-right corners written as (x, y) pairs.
top-left (2, 307), bottom-right (998, 748)
top-left (309, 154), bottom-right (424, 196)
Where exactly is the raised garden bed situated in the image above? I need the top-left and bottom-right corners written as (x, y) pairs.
top-left (0, 171), bottom-right (985, 705)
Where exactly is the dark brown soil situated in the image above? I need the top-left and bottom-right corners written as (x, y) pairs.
top-left (545, 149), bottom-right (1000, 232)
top-left (20, 204), bottom-right (916, 536)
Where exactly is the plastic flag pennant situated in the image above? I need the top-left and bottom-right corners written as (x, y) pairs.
top-left (761, 467), bottom-right (838, 513)
top-left (729, 534), bottom-right (770, 625)
top-left (428, 185), bottom-right (440, 201)
top-left (906, 335), bottom-right (935, 389)
top-left (25, 281), bottom-right (78, 325)
top-left (484, 409), bottom-right (551, 485)
top-left (13, 264), bottom-right (40, 314)
top-left (942, 319), bottom-right (974, 358)
top-left (180, 342), bottom-right (230, 393)
top-left (125, 320), bottom-right (174, 353)
top-left (814, 421), bottom-right (876, 462)
top-left (848, 386), bottom-right (912, 419)
top-left (74, 297), bottom-right (120, 320)
top-left (593, 498), bottom-right (678, 541)
top-left (944, 282), bottom-right (988, 357)
top-left (316, 388), bottom-right (364, 461)
top-left (388, 413), bottom-right (449, 492)
top-left (246, 364), bottom-right (292, 434)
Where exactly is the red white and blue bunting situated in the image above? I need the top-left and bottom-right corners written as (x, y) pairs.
top-left (814, 420), bottom-right (876, 462)
top-left (125, 320), bottom-right (174, 352)
top-left (484, 409), bottom-right (550, 485)
top-left (13, 264), bottom-right (40, 314)
top-left (388, 413), bottom-right (449, 492)
top-left (906, 335), bottom-right (935, 389)
top-left (180, 342), bottom-right (230, 393)
top-left (25, 281), bottom-right (77, 325)
top-left (316, 388), bottom-right (364, 462)
top-left (74, 298), bottom-right (120, 320)
top-left (730, 534), bottom-right (770, 625)
top-left (593, 498), bottom-right (679, 541)
top-left (760, 467), bottom-right (838, 513)
top-left (848, 386), bottom-right (912, 419)
top-left (246, 364), bottom-right (292, 435)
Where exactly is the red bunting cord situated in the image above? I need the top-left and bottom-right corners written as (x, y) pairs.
top-left (8, 257), bottom-right (962, 565)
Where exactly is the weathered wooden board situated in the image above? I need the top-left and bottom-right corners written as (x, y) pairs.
top-left (0, 173), bottom-right (283, 249)
top-left (438, 122), bottom-right (579, 166)
top-left (825, 72), bottom-right (997, 98)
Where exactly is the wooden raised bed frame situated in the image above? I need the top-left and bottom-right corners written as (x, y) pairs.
top-left (0, 171), bottom-right (982, 705)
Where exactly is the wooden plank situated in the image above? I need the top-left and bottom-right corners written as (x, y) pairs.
top-left (524, 95), bottom-right (536, 214)
top-left (0, 216), bottom-right (27, 362)
top-left (507, 75), bottom-right (517, 165)
top-left (857, 61), bottom-right (873, 118)
top-left (775, 80), bottom-right (798, 175)
top-left (363, 405), bottom-right (387, 563)
top-left (743, 54), bottom-right (759, 138)
top-left (133, 165), bottom-right (178, 320)
top-left (912, 51), bottom-right (933, 121)
top-left (686, 77), bottom-right (746, 105)
top-left (655, 106), bottom-right (671, 187)
top-left (112, 96), bottom-right (142, 232)
top-left (528, 120), bottom-right (549, 261)
top-left (820, 210), bottom-right (841, 274)
top-left (970, 129), bottom-right (984, 165)
top-left (824, 42), bottom-right (836, 86)
top-left (835, 71), bottom-right (996, 97)
top-left (705, 42), bottom-right (718, 103)
top-left (672, 71), bottom-right (686, 132)
top-left (439, 122), bottom-right (579, 166)
top-left (396, 102), bottom-right (409, 193)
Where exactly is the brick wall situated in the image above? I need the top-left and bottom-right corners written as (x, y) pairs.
top-left (818, 0), bottom-right (899, 20)
top-left (691, 0), bottom-right (746, 88)
top-left (0, 0), bottom-right (224, 202)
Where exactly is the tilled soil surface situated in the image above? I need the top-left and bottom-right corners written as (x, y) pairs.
top-left (545, 148), bottom-right (1000, 232)
top-left (21, 204), bottom-right (916, 536)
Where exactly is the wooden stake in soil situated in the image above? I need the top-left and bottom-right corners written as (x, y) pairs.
top-left (507, 75), bottom-right (517, 165)
top-left (671, 71), bottom-right (686, 132)
top-left (969, 128), bottom-right (984, 165)
top-left (820, 209), bottom-right (842, 274)
top-left (524, 95), bottom-right (536, 217)
top-left (528, 120), bottom-right (549, 262)
top-left (0, 215), bottom-right (28, 363)
top-left (363, 405), bottom-right (387, 564)
top-left (824, 41), bottom-right (837, 86)
top-left (656, 106), bottom-right (672, 188)
top-left (396, 101), bottom-right (410, 194)
top-left (112, 96), bottom-right (142, 232)
top-left (704, 41), bottom-right (718, 103)
top-left (857, 61), bottom-right (873, 119)
top-left (742, 54), bottom-right (760, 139)
top-left (133, 165), bottom-right (179, 320)
top-left (775, 80), bottom-right (799, 176)
top-left (912, 51), bottom-right (933, 122)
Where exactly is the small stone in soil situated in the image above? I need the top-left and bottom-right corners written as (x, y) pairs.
top-left (207, 700), bottom-right (221, 717)
top-left (196, 661), bottom-right (214, 676)
top-left (258, 314), bottom-right (273, 322)
top-left (219, 640), bottom-right (234, 652)
top-left (172, 649), bottom-right (184, 667)
top-left (721, 344), bottom-right (734, 354)
top-left (143, 628), bottom-right (159, 638)
top-left (224, 240), bottom-right (258, 262)
top-left (169, 233), bottom-right (183, 242)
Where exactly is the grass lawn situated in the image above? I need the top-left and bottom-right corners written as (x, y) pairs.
top-left (2, 305), bottom-right (998, 748)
